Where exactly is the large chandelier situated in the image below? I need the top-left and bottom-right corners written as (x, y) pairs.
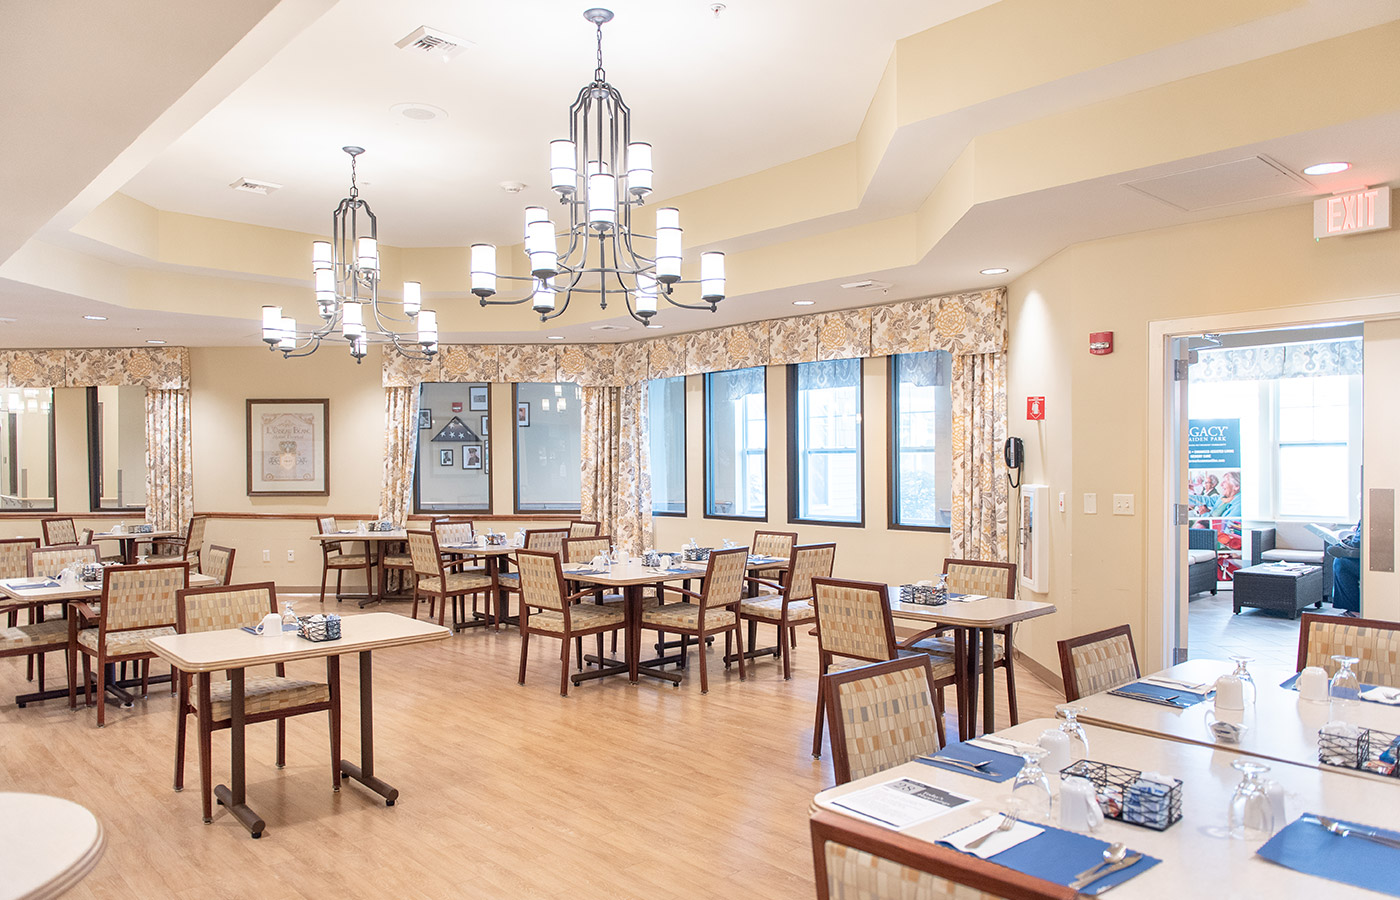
top-left (469, 8), bottom-right (726, 324)
top-left (261, 146), bottom-right (439, 363)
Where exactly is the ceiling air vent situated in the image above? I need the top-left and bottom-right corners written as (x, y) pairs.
top-left (395, 26), bottom-right (469, 60)
top-left (229, 178), bottom-right (281, 196)
top-left (840, 279), bottom-right (893, 292)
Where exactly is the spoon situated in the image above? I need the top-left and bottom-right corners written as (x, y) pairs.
top-left (1073, 842), bottom-right (1127, 883)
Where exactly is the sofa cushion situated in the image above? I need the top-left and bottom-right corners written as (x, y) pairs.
top-left (1188, 549), bottom-right (1216, 565)
top-left (1261, 548), bottom-right (1326, 565)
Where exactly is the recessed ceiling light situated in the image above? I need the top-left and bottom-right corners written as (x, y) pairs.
top-left (84, 315), bottom-right (107, 321)
top-left (1303, 161), bottom-right (1351, 176)
top-left (547, 335), bottom-right (565, 340)
top-left (499, 181), bottom-right (526, 193)
top-left (980, 267), bottom-right (1009, 276)
top-left (792, 300), bottom-right (815, 306)
top-left (145, 339), bottom-right (166, 344)
top-left (391, 102), bottom-right (449, 122)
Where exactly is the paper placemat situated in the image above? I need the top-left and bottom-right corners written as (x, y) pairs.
top-left (1257, 813), bottom-right (1400, 897)
top-left (915, 741), bottom-right (1023, 783)
top-left (982, 822), bottom-right (1161, 893)
top-left (1109, 681), bottom-right (1208, 708)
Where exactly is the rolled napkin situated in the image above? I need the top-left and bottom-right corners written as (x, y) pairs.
top-left (1360, 686), bottom-right (1400, 705)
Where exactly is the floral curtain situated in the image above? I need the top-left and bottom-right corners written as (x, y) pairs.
top-left (379, 386), bottom-right (419, 523)
top-left (580, 384), bottom-right (652, 555)
top-left (949, 353), bottom-right (1008, 562)
top-left (145, 389), bottom-right (192, 532)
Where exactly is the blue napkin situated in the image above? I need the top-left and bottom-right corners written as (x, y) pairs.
top-left (664, 566), bottom-right (695, 574)
top-left (940, 822), bottom-right (1160, 892)
top-left (9, 579), bottom-right (60, 591)
top-left (1109, 681), bottom-right (1208, 707)
top-left (1279, 672), bottom-right (1393, 704)
top-left (1257, 813), bottom-right (1400, 897)
top-left (915, 741), bottom-right (1023, 782)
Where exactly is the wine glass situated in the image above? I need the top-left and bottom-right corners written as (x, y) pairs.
top-left (1330, 655), bottom-right (1361, 718)
top-left (1056, 704), bottom-right (1091, 761)
top-left (1228, 655), bottom-right (1257, 706)
top-left (1227, 759), bottom-right (1275, 840)
top-left (1010, 745), bottom-right (1052, 822)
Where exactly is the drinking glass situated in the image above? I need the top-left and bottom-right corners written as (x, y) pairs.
top-left (1056, 704), bottom-right (1091, 761)
top-left (1228, 655), bottom-right (1257, 706)
top-left (1330, 655), bottom-right (1361, 718)
top-left (1010, 746), bottom-right (1052, 821)
top-left (1227, 759), bottom-right (1275, 840)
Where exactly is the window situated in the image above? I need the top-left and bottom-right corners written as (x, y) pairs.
top-left (514, 382), bottom-right (582, 512)
top-left (0, 388), bottom-right (56, 511)
top-left (890, 351), bottom-right (953, 529)
top-left (788, 359), bottom-right (862, 524)
top-left (415, 383), bottom-right (492, 512)
top-left (1276, 375), bottom-right (1352, 519)
top-left (705, 367), bottom-right (766, 519)
top-left (87, 385), bottom-right (147, 511)
top-left (648, 376), bottom-right (686, 515)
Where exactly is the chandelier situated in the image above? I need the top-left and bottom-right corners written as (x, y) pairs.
top-left (469, 8), bottom-right (726, 325)
top-left (261, 146), bottom-right (439, 363)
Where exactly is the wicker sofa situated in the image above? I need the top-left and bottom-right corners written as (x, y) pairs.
top-left (1188, 528), bottom-right (1218, 596)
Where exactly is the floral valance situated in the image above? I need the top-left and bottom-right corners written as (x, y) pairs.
top-left (1190, 338), bottom-right (1363, 383)
top-left (0, 347), bottom-right (190, 390)
top-left (382, 288), bottom-right (1006, 388)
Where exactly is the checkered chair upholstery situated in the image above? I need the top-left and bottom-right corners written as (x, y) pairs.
top-left (1058, 625), bottom-right (1140, 702)
top-left (28, 544), bottom-right (99, 577)
top-left (751, 530), bottom-right (796, 582)
top-left (434, 521), bottom-right (474, 547)
top-left (0, 538), bottom-right (39, 619)
top-left (524, 528), bottom-right (569, 554)
top-left (203, 545), bottom-right (235, 585)
top-left (639, 546), bottom-right (749, 693)
top-left (407, 530), bottom-right (494, 627)
top-left (813, 580), bottom-right (899, 664)
top-left (516, 549), bottom-right (625, 697)
top-left (826, 656), bottom-right (942, 784)
top-left (569, 520), bottom-right (600, 538)
top-left (1299, 613), bottom-right (1400, 686)
top-left (41, 518), bottom-right (77, 546)
top-left (316, 516), bottom-right (374, 604)
top-left (739, 543), bottom-right (836, 679)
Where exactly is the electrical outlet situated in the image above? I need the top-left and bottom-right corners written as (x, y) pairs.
top-left (1084, 493), bottom-right (1097, 514)
top-left (262, 549), bottom-right (270, 563)
top-left (286, 549), bottom-right (295, 562)
top-left (1113, 493), bottom-right (1135, 516)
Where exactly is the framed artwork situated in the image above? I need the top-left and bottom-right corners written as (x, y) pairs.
top-left (516, 401), bottom-right (530, 427)
top-left (246, 399), bottom-right (329, 496)
top-left (462, 443), bottom-right (483, 470)
top-left (480, 414), bottom-right (489, 436)
top-left (418, 409), bottom-right (432, 429)
top-left (469, 386), bottom-right (488, 411)
top-left (439, 448), bottom-right (454, 467)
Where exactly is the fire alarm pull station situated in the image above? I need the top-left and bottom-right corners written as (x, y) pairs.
top-left (1089, 332), bottom-right (1114, 355)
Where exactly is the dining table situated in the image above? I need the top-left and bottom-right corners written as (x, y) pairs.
top-left (309, 529), bottom-right (407, 606)
top-left (439, 541), bottom-right (518, 628)
top-left (886, 587), bottom-right (1056, 739)
top-left (0, 792), bottom-right (105, 900)
top-left (1072, 658), bottom-right (1400, 780)
top-left (86, 527), bottom-right (176, 564)
top-left (813, 716), bottom-right (1400, 898)
top-left (148, 612), bottom-right (450, 838)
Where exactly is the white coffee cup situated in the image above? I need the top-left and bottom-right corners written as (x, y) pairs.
top-left (1059, 776), bottom-right (1104, 833)
top-left (1298, 666), bottom-right (1329, 702)
top-left (1038, 728), bottom-right (1072, 774)
top-left (258, 613), bottom-right (283, 637)
top-left (1214, 673), bottom-right (1246, 711)
top-left (616, 549), bottom-right (630, 566)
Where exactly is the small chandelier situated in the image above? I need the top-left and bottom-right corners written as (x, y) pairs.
top-left (469, 8), bottom-right (726, 324)
top-left (261, 146), bottom-right (439, 363)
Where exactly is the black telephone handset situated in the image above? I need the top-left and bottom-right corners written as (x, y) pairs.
top-left (1005, 437), bottom-right (1024, 489)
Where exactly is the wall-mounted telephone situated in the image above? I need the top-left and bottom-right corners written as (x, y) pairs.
top-left (1005, 437), bottom-right (1024, 489)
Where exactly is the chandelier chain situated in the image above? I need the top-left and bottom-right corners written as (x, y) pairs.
top-left (594, 20), bottom-right (606, 82)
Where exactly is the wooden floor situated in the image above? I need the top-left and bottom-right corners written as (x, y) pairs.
top-left (0, 599), bottom-right (1064, 900)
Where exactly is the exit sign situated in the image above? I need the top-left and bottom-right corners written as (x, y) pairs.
top-left (1313, 187), bottom-right (1390, 239)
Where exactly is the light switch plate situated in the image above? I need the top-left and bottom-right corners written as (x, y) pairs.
top-left (1084, 493), bottom-right (1097, 514)
top-left (1113, 493), bottom-right (1135, 515)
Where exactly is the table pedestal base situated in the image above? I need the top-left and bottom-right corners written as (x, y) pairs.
top-left (213, 785), bottom-right (265, 838)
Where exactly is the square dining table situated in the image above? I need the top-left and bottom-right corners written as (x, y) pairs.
top-left (309, 529), bottom-right (407, 606)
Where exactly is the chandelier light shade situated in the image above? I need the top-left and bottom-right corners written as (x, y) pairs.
top-left (262, 146), bottom-right (438, 363)
top-left (471, 8), bottom-right (728, 324)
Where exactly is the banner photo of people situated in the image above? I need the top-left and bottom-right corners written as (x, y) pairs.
top-left (1188, 418), bottom-right (1242, 583)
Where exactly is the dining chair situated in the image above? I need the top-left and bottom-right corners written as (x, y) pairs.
top-left (825, 655), bottom-right (944, 785)
top-left (640, 546), bottom-right (748, 693)
top-left (203, 545), bottom-right (236, 585)
top-left (1297, 612), bottom-right (1400, 686)
top-left (40, 517), bottom-right (77, 546)
top-left (751, 529), bottom-right (797, 584)
top-left (173, 582), bottom-right (339, 823)
top-left (406, 529), bottom-right (495, 627)
top-left (0, 536), bottom-right (51, 690)
top-left (315, 516), bottom-right (375, 604)
top-left (430, 518), bottom-right (487, 574)
top-left (155, 516), bottom-right (208, 572)
top-left (1057, 624), bottom-right (1140, 702)
top-left (515, 549), bottom-right (626, 697)
top-left (79, 529), bottom-right (126, 563)
top-left (495, 528), bottom-right (573, 596)
top-left (568, 520), bottom-right (600, 538)
top-left (810, 577), bottom-right (953, 757)
top-left (69, 560), bottom-right (190, 727)
top-left (810, 809), bottom-right (1077, 900)
top-left (28, 544), bottom-right (100, 577)
top-left (736, 542), bottom-right (835, 679)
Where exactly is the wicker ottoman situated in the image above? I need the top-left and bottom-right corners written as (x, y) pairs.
top-left (1232, 563), bottom-right (1327, 618)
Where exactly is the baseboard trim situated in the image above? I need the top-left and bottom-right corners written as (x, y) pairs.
top-left (1015, 648), bottom-right (1063, 696)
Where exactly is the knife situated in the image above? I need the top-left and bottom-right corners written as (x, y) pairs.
top-left (915, 755), bottom-right (992, 774)
top-left (1069, 852), bottom-right (1142, 891)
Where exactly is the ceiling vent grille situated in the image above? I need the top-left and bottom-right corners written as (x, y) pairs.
top-left (395, 26), bottom-right (469, 60)
top-left (229, 178), bottom-right (281, 196)
top-left (840, 279), bottom-right (893, 292)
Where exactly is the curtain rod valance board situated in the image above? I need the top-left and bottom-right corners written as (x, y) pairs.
top-left (382, 288), bottom-right (1006, 388)
top-left (0, 347), bottom-right (190, 390)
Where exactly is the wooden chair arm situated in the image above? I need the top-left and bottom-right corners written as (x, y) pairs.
top-left (745, 575), bottom-right (783, 592)
top-left (70, 600), bottom-right (99, 624)
top-left (659, 583), bottom-right (702, 603)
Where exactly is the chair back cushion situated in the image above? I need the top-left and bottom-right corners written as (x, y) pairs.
top-left (318, 516), bottom-right (343, 553)
top-left (407, 531), bottom-right (441, 578)
top-left (28, 545), bottom-right (100, 577)
top-left (820, 841), bottom-right (1006, 900)
top-left (1067, 634), bottom-right (1138, 698)
top-left (0, 538), bottom-right (39, 579)
top-left (434, 520), bottom-right (473, 548)
top-left (829, 657), bottom-right (940, 784)
top-left (516, 550), bottom-right (565, 612)
top-left (813, 578), bottom-right (897, 663)
top-left (180, 584), bottom-right (274, 634)
top-left (41, 518), bottom-right (77, 546)
top-left (569, 520), bottom-right (600, 538)
top-left (702, 547), bottom-right (749, 610)
top-left (103, 562), bottom-right (187, 632)
top-left (787, 543), bottom-right (836, 601)
top-left (943, 559), bottom-right (1017, 599)
top-left (185, 517), bottom-right (207, 559)
top-left (1302, 616), bottom-right (1400, 686)
top-left (525, 529), bottom-right (569, 554)
top-left (564, 536), bottom-right (609, 564)
top-left (204, 546), bottom-right (235, 585)
top-left (753, 530), bottom-right (797, 560)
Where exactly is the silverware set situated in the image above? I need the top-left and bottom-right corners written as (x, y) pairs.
top-left (1307, 815), bottom-right (1400, 850)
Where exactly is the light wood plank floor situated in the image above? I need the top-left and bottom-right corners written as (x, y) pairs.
top-left (0, 600), bottom-right (1065, 899)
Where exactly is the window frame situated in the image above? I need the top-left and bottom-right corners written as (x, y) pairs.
top-left (703, 367), bottom-right (769, 522)
top-left (786, 359), bottom-right (865, 528)
top-left (85, 385), bottom-right (145, 513)
top-left (885, 355), bottom-right (952, 533)
top-left (648, 376), bottom-right (687, 518)
top-left (512, 382), bottom-right (582, 515)
top-left (412, 383), bottom-right (495, 515)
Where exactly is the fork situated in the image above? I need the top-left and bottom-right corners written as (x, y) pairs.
top-left (965, 814), bottom-right (1018, 849)
top-left (917, 755), bottom-right (992, 773)
top-left (1312, 815), bottom-right (1400, 850)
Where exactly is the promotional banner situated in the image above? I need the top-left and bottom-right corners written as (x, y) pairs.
top-left (1188, 418), bottom-right (1243, 580)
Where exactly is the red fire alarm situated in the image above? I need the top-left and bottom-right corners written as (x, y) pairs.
top-left (1089, 331), bottom-right (1114, 355)
top-left (1027, 396), bottom-right (1045, 420)
top-left (451, 402), bottom-right (463, 412)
